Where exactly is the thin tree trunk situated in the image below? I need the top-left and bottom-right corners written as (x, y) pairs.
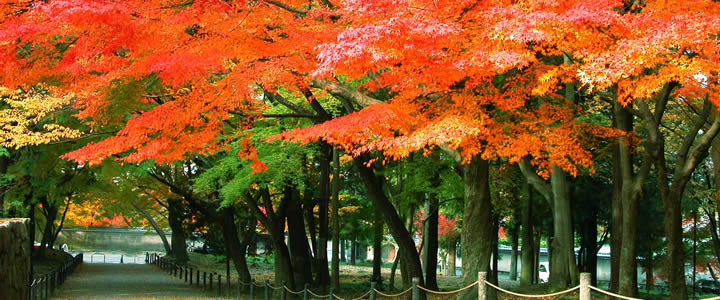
top-left (50, 194), bottom-right (72, 249)
top-left (520, 182), bottom-right (535, 285)
top-left (491, 214), bottom-right (499, 287)
top-left (423, 194), bottom-right (439, 289)
top-left (304, 186), bottom-right (318, 262)
top-left (353, 155), bottom-right (425, 286)
top-left (341, 239), bottom-right (346, 262)
top-left (445, 240), bottom-right (456, 276)
top-left (534, 229), bottom-right (542, 284)
top-left (316, 144), bottom-right (332, 288)
top-left (351, 237), bottom-right (357, 265)
top-left (131, 201), bottom-right (172, 254)
top-left (38, 195), bottom-right (57, 256)
top-left (611, 119), bottom-right (623, 293)
top-left (331, 148), bottom-right (341, 290)
top-left (389, 247), bottom-right (401, 290)
top-left (510, 229), bottom-right (519, 281)
top-left (373, 204), bottom-right (384, 288)
top-left (0, 156), bottom-right (8, 218)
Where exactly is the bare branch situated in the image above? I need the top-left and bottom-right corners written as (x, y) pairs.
top-left (309, 79), bottom-right (384, 107)
top-left (265, 0), bottom-right (307, 14)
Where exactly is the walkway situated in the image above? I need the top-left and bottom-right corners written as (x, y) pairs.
top-left (52, 263), bottom-right (221, 299)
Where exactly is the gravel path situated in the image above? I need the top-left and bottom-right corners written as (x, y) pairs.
top-left (52, 263), bottom-right (223, 299)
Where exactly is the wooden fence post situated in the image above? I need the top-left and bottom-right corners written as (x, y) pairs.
top-left (303, 283), bottom-right (309, 300)
top-left (580, 272), bottom-right (591, 300)
top-left (370, 282), bottom-right (377, 300)
top-left (478, 272), bottom-right (487, 300)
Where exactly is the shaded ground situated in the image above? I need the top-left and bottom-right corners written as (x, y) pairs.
top-left (52, 263), bottom-right (223, 299)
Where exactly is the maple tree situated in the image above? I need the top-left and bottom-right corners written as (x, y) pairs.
top-left (0, 86), bottom-right (80, 149)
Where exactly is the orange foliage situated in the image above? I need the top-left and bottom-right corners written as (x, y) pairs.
top-left (1, 0), bottom-right (719, 175)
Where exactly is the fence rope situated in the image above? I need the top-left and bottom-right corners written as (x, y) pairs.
top-left (484, 281), bottom-right (579, 298)
top-left (333, 294), bottom-right (346, 300)
top-left (699, 297), bottom-right (720, 300)
top-left (417, 281), bottom-right (478, 295)
top-left (284, 285), bottom-right (305, 295)
top-left (268, 283), bottom-right (284, 290)
top-left (374, 287), bottom-right (413, 298)
top-left (588, 286), bottom-right (643, 300)
top-left (350, 290), bottom-right (372, 300)
top-left (307, 289), bottom-right (333, 298)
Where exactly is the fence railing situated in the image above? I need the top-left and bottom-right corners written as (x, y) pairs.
top-left (148, 253), bottom-right (720, 300)
top-left (30, 253), bottom-right (83, 300)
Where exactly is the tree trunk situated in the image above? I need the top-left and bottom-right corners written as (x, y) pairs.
top-left (273, 235), bottom-right (295, 287)
top-left (351, 237), bottom-right (357, 265)
top-left (341, 239), bottom-right (346, 262)
top-left (286, 186), bottom-right (314, 288)
top-left (316, 145), bottom-right (332, 288)
top-left (520, 183), bottom-right (535, 286)
top-left (131, 201), bottom-right (172, 254)
top-left (423, 194), bottom-right (439, 289)
top-left (662, 191), bottom-right (687, 300)
top-left (534, 229), bottom-right (541, 284)
top-left (373, 204), bottom-right (384, 288)
top-left (168, 198), bottom-right (189, 263)
top-left (491, 215), bottom-right (499, 286)
top-left (304, 186), bottom-right (318, 264)
top-left (389, 247), bottom-right (401, 290)
top-left (219, 206), bottom-right (252, 283)
top-left (353, 155), bottom-right (424, 286)
top-left (331, 148), bottom-right (341, 290)
top-left (400, 203), bottom-right (416, 289)
top-left (460, 156), bottom-right (495, 300)
top-left (615, 101), bottom-right (643, 297)
top-left (579, 206), bottom-right (598, 285)
top-left (510, 230), bottom-right (519, 281)
top-left (549, 167), bottom-right (578, 287)
top-left (0, 156), bottom-right (8, 218)
top-left (610, 121), bottom-right (623, 293)
top-left (49, 194), bottom-right (72, 249)
top-left (445, 240), bottom-right (456, 276)
top-left (38, 195), bottom-right (58, 251)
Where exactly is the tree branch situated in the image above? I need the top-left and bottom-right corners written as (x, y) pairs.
top-left (47, 131), bottom-right (118, 145)
top-left (309, 79), bottom-right (384, 107)
top-left (517, 159), bottom-right (552, 204)
top-left (265, 0), bottom-right (307, 14)
top-left (263, 90), bottom-right (315, 115)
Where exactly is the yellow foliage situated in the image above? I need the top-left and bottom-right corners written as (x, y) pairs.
top-left (0, 86), bottom-right (81, 149)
